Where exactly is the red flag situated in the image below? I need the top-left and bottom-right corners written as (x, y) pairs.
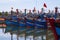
top-left (43, 3), bottom-right (47, 8)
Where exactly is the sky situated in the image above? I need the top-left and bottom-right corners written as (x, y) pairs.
top-left (0, 0), bottom-right (60, 12)
top-left (0, 0), bottom-right (60, 40)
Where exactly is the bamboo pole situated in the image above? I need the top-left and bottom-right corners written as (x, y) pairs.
top-left (33, 29), bottom-right (36, 40)
top-left (2, 23), bottom-right (5, 33)
top-left (41, 35), bottom-right (44, 40)
top-left (10, 33), bottom-right (13, 40)
top-left (25, 31), bottom-right (26, 40)
top-left (16, 26), bottom-right (20, 40)
top-left (33, 26), bottom-right (38, 40)
top-left (30, 38), bottom-right (32, 40)
top-left (46, 29), bottom-right (48, 40)
top-left (17, 34), bottom-right (19, 40)
top-left (33, 35), bottom-right (35, 40)
top-left (2, 28), bottom-right (5, 33)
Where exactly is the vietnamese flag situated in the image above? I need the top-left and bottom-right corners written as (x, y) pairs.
top-left (43, 3), bottom-right (47, 8)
